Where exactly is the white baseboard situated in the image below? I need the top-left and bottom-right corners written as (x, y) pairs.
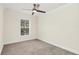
top-left (40, 39), bottom-right (79, 55)
top-left (4, 38), bottom-right (36, 45)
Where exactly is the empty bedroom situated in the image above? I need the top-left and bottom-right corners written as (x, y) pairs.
top-left (0, 3), bottom-right (79, 55)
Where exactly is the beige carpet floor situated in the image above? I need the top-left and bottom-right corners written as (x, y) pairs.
top-left (1, 39), bottom-right (76, 55)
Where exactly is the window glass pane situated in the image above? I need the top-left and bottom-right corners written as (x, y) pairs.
top-left (21, 19), bottom-right (29, 35)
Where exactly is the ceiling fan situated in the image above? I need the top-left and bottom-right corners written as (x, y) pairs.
top-left (23, 4), bottom-right (46, 15)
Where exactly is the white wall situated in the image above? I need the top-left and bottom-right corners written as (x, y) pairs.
top-left (4, 8), bottom-right (37, 44)
top-left (38, 4), bottom-right (79, 54)
top-left (0, 5), bottom-right (4, 54)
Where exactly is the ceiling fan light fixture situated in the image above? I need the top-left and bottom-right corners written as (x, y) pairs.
top-left (32, 10), bottom-right (37, 13)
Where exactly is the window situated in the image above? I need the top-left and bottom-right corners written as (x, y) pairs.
top-left (21, 19), bottom-right (29, 35)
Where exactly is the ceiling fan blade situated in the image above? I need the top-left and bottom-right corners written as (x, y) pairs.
top-left (33, 4), bottom-right (36, 8)
top-left (32, 4), bottom-right (36, 11)
top-left (36, 10), bottom-right (46, 13)
top-left (33, 4), bottom-right (39, 9)
top-left (37, 4), bottom-right (40, 8)
top-left (32, 12), bottom-right (34, 15)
